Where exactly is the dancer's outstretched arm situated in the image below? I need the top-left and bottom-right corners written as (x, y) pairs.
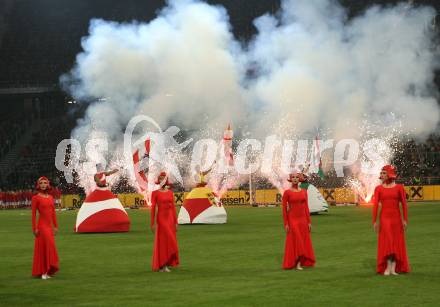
top-left (105, 169), bottom-right (119, 176)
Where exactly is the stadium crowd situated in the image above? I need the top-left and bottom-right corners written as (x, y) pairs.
top-left (0, 187), bottom-right (61, 209)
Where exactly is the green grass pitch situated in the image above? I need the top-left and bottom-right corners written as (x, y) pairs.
top-left (1, 203), bottom-right (439, 306)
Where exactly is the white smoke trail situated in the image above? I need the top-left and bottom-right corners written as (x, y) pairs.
top-left (248, 0), bottom-right (439, 139)
top-left (62, 0), bottom-right (246, 144)
top-left (61, 0), bottom-right (439, 193)
top-left (61, 0), bottom-right (247, 190)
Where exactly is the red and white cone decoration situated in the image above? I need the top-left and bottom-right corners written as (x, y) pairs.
top-left (178, 186), bottom-right (227, 224)
top-left (75, 189), bottom-right (130, 233)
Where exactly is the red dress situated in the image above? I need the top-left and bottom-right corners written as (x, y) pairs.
top-left (32, 194), bottom-right (59, 277)
top-left (150, 190), bottom-right (179, 271)
top-left (282, 189), bottom-right (315, 269)
top-left (373, 184), bottom-right (410, 274)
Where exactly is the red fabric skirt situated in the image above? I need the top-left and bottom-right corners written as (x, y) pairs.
top-left (283, 219), bottom-right (315, 269)
top-left (32, 226), bottom-right (59, 277)
top-left (376, 216), bottom-right (410, 274)
top-left (152, 217), bottom-right (179, 271)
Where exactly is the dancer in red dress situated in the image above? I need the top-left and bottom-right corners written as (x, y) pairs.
top-left (31, 177), bottom-right (59, 279)
top-left (150, 172), bottom-right (179, 272)
top-left (282, 172), bottom-right (315, 270)
top-left (373, 165), bottom-right (410, 275)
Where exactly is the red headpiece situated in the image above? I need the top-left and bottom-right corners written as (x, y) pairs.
top-left (287, 172), bottom-right (305, 183)
top-left (155, 171), bottom-right (171, 186)
top-left (35, 176), bottom-right (52, 192)
top-left (381, 165), bottom-right (397, 181)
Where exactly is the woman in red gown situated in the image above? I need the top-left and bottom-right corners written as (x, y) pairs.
top-left (150, 172), bottom-right (179, 272)
top-left (32, 177), bottom-right (59, 279)
top-left (282, 172), bottom-right (315, 270)
top-left (373, 165), bottom-right (410, 275)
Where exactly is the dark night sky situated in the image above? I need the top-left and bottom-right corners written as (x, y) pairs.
top-left (0, 0), bottom-right (438, 86)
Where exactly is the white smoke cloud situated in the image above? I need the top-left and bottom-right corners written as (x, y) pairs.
top-left (248, 0), bottom-right (439, 139)
top-left (61, 0), bottom-right (439, 184)
top-left (62, 0), bottom-right (247, 146)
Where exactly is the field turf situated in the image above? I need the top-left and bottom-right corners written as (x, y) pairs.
top-left (1, 203), bottom-right (439, 306)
